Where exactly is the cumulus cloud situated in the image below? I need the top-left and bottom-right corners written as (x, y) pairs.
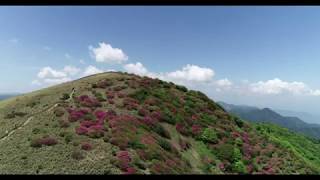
top-left (34, 65), bottom-right (81, 86)
top-left (216, 78), bottom-right (233, 88)
top-left (43, 77), bottom-right (72, 85)
top-left (63, 66), bottom-right (81, 76)
top-left (89, 42), bottom-right (128, 64)
top-left (165, 64), bottom-right (214, 82)
top-left (83, 65), bottom-right (103, 76)
top-left (37, 67), bottom-right (67, 79)
top-left (122, 63), bottom-right (215, 84)
top-left (123, 62), bottom-right (149, 76)
top-left (249, 78), bottom-right (320, 96)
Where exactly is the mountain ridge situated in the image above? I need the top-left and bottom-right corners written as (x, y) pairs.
top-left (0, 72), bottom-right (319, 174)
top-left (218, 101), bottom-right (320, 139)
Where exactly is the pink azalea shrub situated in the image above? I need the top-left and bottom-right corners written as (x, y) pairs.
top-left (141, 135), bottom-right (156, 145)
top-left (87, 125), bottom-right (105, 138)
top-left (95, 110), bottom-right (107, 120)
top-left (124, 167), bottom-right (136, 175)
top-left (123, 98), bottom-right (139, 111)
top-left (116, 151), bottom-right (132, 171)
top-left (81, 142), bottom-right (93, 151)
top-left (40, 137), bottom-right (58, 146)
top-left (138, 108), bottom-right (149, 117)
top-left (80, 120), bottom-right (96, 128)
top-left (191, 124), bottom-right (202, 135)
top-left (96, 80), bottom-right (113, 88)
top-left (150, 111), bottom-right (162, 121)
top-left (76, 126), bottom-right (88, 135)
top-left (219, 163), bottom-right (225, 171)
top-left (191, 114), bottom-right (198, 121)
top-left (68, 110), bottom-right (85, 122)
top-left (77, 95), bottom-right (101, 108)
top-left (141, 116), bottom-right (157, 126)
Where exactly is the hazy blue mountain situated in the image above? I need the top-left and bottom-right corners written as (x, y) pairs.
top-left (0, 93), bottom-right (19, 101)
top-left (218, 101), bottom-right (320, 139)
top-left (274, 109), bottom-right (320, 125)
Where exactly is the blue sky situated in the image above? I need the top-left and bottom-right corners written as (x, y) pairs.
top-left (1, 6), bottom-right (320, 115)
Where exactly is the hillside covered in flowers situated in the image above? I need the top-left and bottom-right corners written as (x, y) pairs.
top-left (0, 72), bottom-right (319, 174)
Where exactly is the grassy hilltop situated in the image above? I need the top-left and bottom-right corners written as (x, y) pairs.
top-left (0, 72), bottom-right (319, 174)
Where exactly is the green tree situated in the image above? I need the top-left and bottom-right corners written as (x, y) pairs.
top-left (200, 128), bottom-right (218, 144)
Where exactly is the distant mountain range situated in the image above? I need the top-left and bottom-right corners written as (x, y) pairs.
top-left (218, 101), bottom-right (320, 139)
top-left (274, 109), bottom-right (320, 125)
top-left (0, 93), bottom-right (19, 101)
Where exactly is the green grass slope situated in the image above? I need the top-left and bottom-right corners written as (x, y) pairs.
top-left (0, 72), bottom-right (318, 174)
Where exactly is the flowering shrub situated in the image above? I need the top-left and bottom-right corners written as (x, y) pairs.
top-left (81, 142), bottom-right (93, 151)
top-left (80, 120), bottom-right (96, 128)
top-left (124, 167), bottom-right (136, 174)
top-left (96, 80), bottom-right (113, 88)
top-left (123, 97), bottom-right (139, 110)
top-left (68, 110), bottom-right (85, 122)
top-left (40, 137), bottom-right (58, 146)
top-left (191, 124), bottom-right (202, 136)
top-left (219, 163), bottom-right (225, 171)
top-left (141, 116), bottom-right (157, 126)
top-left (141, 135), bottom-right (156, 145)
top-left (175, 123), bottom-right (189, 136)
top-left (95, 110), bottom-right (107, 120)
top-left (77, 95), bottom-right (101, 108)
top-left (87, 125), bottom-right (105, 138)
top-left (31, 137), bottom-right (58, 147)
top-left (150, 111), bottom-right (162, 121)
top-left (76, 126), bottom-right (88, 135)
top-left (138, 108), bottom-right (149, 117)
top-left (116, 151), bottom-right (132, 171)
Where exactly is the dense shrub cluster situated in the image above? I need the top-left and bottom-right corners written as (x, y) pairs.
top-left (31, 136), bottom-right (58, 148)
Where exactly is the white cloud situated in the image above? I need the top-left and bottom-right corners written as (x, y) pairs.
top-left (89, 42), bottom-right (128, 64)
top-left (83, 65), bottom-right (103, 76)
top-left (63, 66), bottom-right (81, 76)
top-left (43, 77), bottom-right (72, 85)
top-left (310, 90), bottom-right (320, 96)
top-left (38, 67), bottom-right (67, 79)
top-left (34, 66), bottom-right (81, 86)
top-left (216, 78), bottom-right (233, 88)
top-left (249, 78), bottom-right (320, 96)
top-left (165, 64), bottom-right (214, 82)
top-left (123, 62), bottom-right (149, 76)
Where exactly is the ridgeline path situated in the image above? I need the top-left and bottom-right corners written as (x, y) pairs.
top-left (0, 89), bottom-right (75, 143)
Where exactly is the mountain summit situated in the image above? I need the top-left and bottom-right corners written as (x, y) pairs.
top-left (0, 72), bottom-right (318, 174)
